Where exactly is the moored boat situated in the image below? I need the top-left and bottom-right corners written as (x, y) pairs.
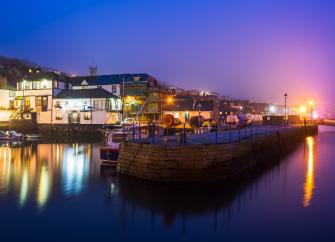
top-left (100, 131), bottom-right (121, 166)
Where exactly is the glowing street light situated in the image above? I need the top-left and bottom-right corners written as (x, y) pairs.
top-left (167, 97), bottom-right (173, 104)
top-left (269, 105), bottom-right (276, 114)
top-left (308, 100), bottom-right (314, 107)
top-left (300, 106), bottom-right (307, 114)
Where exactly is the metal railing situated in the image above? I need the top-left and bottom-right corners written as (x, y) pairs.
top-left (117, 121), bottom-right (316, 146)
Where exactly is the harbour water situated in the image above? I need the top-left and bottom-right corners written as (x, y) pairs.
top-left (1, 126), bottom-right (335, 242)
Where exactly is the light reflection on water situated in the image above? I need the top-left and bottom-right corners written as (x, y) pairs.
top-left (303, 136), bottom-right (315, 207)
top-left (1, 127), bottom-right (335, 241)
top-left (0, 143), bottom-right (97, 210)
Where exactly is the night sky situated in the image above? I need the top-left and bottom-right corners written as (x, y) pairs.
top-left (2, 0), bottom-right (335, 111)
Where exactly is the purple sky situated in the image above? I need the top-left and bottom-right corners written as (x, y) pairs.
top-left (1, 0), bottom-right (335, 112)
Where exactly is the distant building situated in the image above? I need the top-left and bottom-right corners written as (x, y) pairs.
top-left (163, 96), bottom-right (219, 123)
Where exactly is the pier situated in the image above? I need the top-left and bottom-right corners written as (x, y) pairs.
top-left (117, 125), bottom-right (318, 182)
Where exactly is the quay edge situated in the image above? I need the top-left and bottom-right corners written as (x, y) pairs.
top-left (117, 125), bottom-right (318, 183)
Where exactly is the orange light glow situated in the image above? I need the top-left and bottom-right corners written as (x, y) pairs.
top-left (303, 136), bottom-right (315, 207)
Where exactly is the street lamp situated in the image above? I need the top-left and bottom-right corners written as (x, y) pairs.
top-left (284, 93), bottom-right (288, 126)
top-left (197, 103), bottom-right (202, 128)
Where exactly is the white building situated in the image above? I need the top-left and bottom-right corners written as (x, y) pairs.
top-left (0, 88), bottom-right (16, 122)
top-left (53, 88), bottom-right (122, 125)
top-left (15, 74), bottom-right (67, 123)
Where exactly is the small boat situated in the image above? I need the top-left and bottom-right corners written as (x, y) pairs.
top-left (6, 131), bottom-right (24, 141)
top-left (100, 131), bottom-right (121, 166)
top-left (0, 131), bottom-right (24, 142)
top-left (0, 131), bottom-right (13, 142)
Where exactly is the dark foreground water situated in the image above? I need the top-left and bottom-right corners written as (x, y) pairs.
top-left (1, 126), bottom-right (335, 242)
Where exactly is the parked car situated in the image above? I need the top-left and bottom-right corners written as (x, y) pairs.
top-left (121, 118), bottom-right (139, 126)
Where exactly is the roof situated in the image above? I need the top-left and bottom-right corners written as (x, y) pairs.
top-left (68, 73), bottom-right (156, 86)
top-left (164, 100), bottom-right (214, 112)
top-left (55, 88), bottom-right (119, 99)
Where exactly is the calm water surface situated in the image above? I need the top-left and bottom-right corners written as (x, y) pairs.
top-left (1, 126), bottom-right (335, 242)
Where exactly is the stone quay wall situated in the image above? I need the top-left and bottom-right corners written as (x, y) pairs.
top-left (117, 126), bottom-right (318, 183)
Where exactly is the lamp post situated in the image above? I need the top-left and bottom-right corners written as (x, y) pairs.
top-left (284, 93), bottom-right (288, 127)
top-left (197, 103), bottom-right (202, 129)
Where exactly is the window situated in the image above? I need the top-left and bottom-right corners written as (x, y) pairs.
top-left (9, 101), bottom-right (14, 109)
top-left (17, 82), bottom-right (22, 90)
top-left (9, 91), bottom-right (15, 98)
top-left (55, 101), bottom-right (61, 109)
top-left (56, 112), bottom-right (62, 120)
top-left (36, 97), bottom-right (42, 112)
top-left (24, 82), bottom-right (30, 90)
top-left (53, 80), bottom-right (59, 89)
top-left (32, 81), bottom-right (38, 89)
top-left (107, 100), bottom-right (113, 110)
top-left (42, 96), bottom-right (48, 112)
top-left (93, 100), bottom-right (98, 110)
top-left (84, 112), bottom-right (91, 120)
top-left (111, 85), bottom-right (117, 93)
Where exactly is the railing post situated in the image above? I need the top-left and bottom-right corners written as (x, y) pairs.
top-left (229, 125), bottom-right (232, 144)
top-left (215, 127), bottom-right (218, 144)
top-left (183, 123), bottom-right (186, 145)
top-left (223, 128), bottom-right (225, 143)
top-left (238, 129), bottom-right (241, 143)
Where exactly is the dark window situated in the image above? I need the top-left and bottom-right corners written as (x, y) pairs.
top-left (112, 85), bottom-right (116, 93)
top-left (42, 96), bottom-right (48, 112)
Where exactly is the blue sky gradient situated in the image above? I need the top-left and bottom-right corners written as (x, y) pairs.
top-left (2, 0), bottom-right (335, 110)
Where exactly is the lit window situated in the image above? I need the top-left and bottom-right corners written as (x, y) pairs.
top-left (84, 112), bottom-right (91, 120)
top-left (56, 112), bottom-right (62, 120)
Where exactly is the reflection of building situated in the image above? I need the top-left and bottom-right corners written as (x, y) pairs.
top-left (0, 144), bottom-right (95, 210)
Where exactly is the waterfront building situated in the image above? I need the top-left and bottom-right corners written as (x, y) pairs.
top-left (163, 96), bottom-right (219, 123)
top-left (69, 73), bottom-right (163, 123)
top-left (53, 88), bottom-right (121, 124)
top-left (13, 72), bottom-right (67, 123)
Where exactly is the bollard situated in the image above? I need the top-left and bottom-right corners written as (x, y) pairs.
top-left (229, 125), bottom-right (232, 144)
top-left (215, 127), bottom-right (218, 144)
top-left (238, 129), bottom-right (241, 143)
